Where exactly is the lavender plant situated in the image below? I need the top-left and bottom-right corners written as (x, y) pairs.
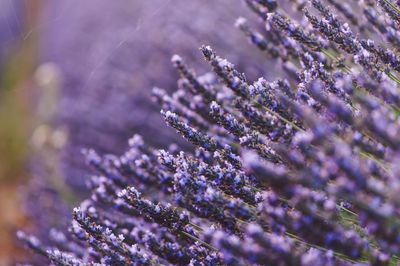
top-left (18, 0), bottom-right (400, 265)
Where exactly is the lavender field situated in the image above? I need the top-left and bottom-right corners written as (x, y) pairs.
top-left (2, 0), bottom-right (400, 265)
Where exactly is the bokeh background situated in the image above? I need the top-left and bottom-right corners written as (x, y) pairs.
top-left (0, 1), bottom-right (272, 264)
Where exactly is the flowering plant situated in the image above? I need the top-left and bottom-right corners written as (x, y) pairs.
top-left (18, 0), bottom-right (400, 265)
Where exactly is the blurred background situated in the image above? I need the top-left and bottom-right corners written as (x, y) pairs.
top-left (0, 0), bottom-right (272, 264)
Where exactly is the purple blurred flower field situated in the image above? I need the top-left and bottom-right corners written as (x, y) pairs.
top-left (6, 0), bottom-right (400, 265)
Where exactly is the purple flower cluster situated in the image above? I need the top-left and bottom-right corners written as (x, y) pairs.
top-left (18, 0), bottom-right (400, 265)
